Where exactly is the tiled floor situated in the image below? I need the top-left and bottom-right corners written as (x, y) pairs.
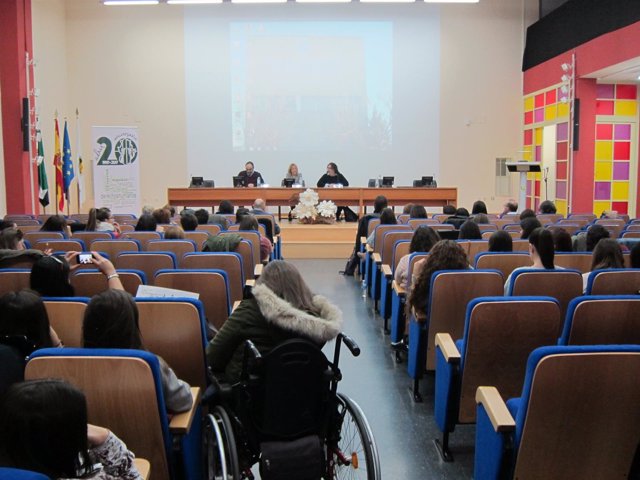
top-left (291, 259), bottom-right (475, 480)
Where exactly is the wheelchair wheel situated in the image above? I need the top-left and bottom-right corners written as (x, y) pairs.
top-left (327, 393), bottom-right (381, 480)
top-left (205, 406), bottom-right (241, 480)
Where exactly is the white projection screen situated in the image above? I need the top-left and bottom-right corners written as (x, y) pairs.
top-left (184, 5), bottom-right (440, 188)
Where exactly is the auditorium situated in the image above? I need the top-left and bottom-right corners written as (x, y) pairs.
top-left (1, 0), bottom-right (640, 479)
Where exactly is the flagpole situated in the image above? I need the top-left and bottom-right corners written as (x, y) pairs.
top-left (26, 52), bottom-right (36, 215)
top-left (54, 110), bottom-right (59, 215)
top-left (76, 108), bottom-right (80, 214)
top-left (65, 116), bottom-right (70, 218)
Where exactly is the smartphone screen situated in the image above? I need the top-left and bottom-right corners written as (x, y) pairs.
top-left (78, 253), bottom-right (94, 264)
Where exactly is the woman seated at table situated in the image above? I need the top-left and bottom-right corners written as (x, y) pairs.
top-left (317, 163), bottom-right (356, 221)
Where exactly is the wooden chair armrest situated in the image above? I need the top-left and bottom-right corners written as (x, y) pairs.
top-left (232, 300), bottom-right (241, 312)
top-left (133, 458), bottom-right (150, 480)
top-left (372, 252), bottom-right (382, 264)
top-left (169, 387), bottom-right (201, 434)
top-left (254, 263), bottom-right (263, 278)
top-left (435, 333), bottom-right (460, 363)
top-left (245, 279), bottom-right (255, 288)
top-left (365, 244), bottom-right (373, 253)
top-left (392, 280), bottom-right (406, 296)
top-left (360, 236), bottom-right (367, 246)
top-left (381, 264), bottom-right (392, 278)
top-left (475, 386), bottom-right (515, 433)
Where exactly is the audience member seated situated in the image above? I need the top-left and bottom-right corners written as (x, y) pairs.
top-left (520, 217), bottom-right (542, 239)
top-left (552, 228), bottom-right (573, 252)
top-left (394, 226), bottom-right (440, 290)
top-left (208, 214), bottom-right (229, 231)
top-left (581, 238), bottom-right (624, 292)
top-left (152, 208), bottom-right (171, 226)
top-left (194, 208), bottom-right (210, 225)
top-left (202, 232), bottom-right (242, 252)
top-left (353, 195), bottom-right (387, 253)
top-left (180, 213), bottom-right (198, 232)
top-left (236, 207), bottom-right (250, 224)
top-left (538, 200), bottom-right (557, 214)
top-left (134, 214), bottom-right (158, 232)
top-left (403, 204), bottom-right (415, 215)
top-left (163, 204), bottom-right (176, 218)
top-left (488, 230), bottom-right (513, 252)
top-left (471, 200), bottom-right (488, 215)
top-left (239, 215), bottom-right (272, 262)
top-left (631, 242), bottom-right (640, 268)
top-left (458, 220), bottom-right (482, 240)
top-left (217, 200), bottom-right (235, 215)
top-left (366, 208), bottom-right (397, 248)
top-left (500, 200), bottom-right (518, 216)
top-left (0, 220), bottom-right (17, 230)
top-left (0, 379), bottom-right (143, 479)
top-left (40, 215), bottom-right (70, 236)
top-left (442, 205), bottom-right (456, 215)
top-left (163, 226), bottom-right (185, 240)
top-left (141, 205), bottom-right (154, 216)
top-left (445, 208), bottom-right (470, 229)
top-left (572, 224), bottom-right (610, 252)
top-left (409, 205), bottom-right (428, 219)
top-left (407, 240), bottom-right (469, 320)
top-left (0, 290), bottom-right (60, 396)
top-left (206, 260), bottom-right (342, 384)
top-left (31, 251), bottom-right (122, 297)
top-left (251, 198), bottom-right (281, 235)
top-left (86, 207), bottom-right (120, 236)
top-left (471, 213), bottom-right (490, 225)
top-left (83, 289), bottom-right (192, 413)
top-left (0, 227), bottom-right (25, 250)
top-left (519, 208), bottom-right (536, 220)
top-left (504, 227), bottom-right (558, 294)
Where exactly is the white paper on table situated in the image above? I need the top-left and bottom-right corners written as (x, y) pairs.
top-left (135, 285), bottom-right (200, 299)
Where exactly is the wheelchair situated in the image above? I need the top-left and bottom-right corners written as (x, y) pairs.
top-left (204, 333), bottom-right (381, 479)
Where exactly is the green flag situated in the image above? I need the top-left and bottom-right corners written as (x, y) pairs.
top-left (37, 129), bottom-right (50, 207)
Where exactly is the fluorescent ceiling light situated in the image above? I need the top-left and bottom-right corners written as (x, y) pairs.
top-left (167, 0), bottom-right (221, 3)
top-left (232, 0), bottom-right (287, 3)
top-left (297, 0), bottom-right (351, 3)
top-left (103, 0), bottom-right (159, 4)
top-left (360, 0), bottom-right (415, 3)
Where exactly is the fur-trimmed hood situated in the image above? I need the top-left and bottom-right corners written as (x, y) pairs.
top-left (252, 283), bottom-right (343, 343)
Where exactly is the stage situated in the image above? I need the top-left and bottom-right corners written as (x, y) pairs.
top-left (279, 221), bottom-right (356, 259)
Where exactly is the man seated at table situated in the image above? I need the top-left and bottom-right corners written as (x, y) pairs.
top-left (237, 161), bottom-right (264, 187)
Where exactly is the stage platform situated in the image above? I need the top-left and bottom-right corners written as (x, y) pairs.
top-left (279, 221), bottom-right (356, 259)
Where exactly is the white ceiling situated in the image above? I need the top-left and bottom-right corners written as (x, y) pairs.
top-left (583, 56), bottom-right (640, 83)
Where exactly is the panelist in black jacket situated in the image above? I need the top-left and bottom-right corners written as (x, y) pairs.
top-left (317, 163), bottom-right (355, 221)
top-left (237, 161), bottom-right (264, 187)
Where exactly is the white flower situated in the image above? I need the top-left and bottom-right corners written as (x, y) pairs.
top-left (317, 200), bottom-right (337, 218)
top-left (299, 188), bottom-right (319, 206)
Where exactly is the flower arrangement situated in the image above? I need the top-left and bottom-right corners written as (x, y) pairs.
top-left (291, 189), bottom-right (337, 224)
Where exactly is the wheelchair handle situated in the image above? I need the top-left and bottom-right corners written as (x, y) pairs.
top-left (339, 334), bottom-right (360, 357)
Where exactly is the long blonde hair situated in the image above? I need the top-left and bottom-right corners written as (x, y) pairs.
top-left (287, 163), bottom-right (299, 177)
top-left (257, 260), bottom-right (320, 316)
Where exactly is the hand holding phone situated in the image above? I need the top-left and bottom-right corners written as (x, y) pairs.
top-left (77, 253), bottom-right (94, 264)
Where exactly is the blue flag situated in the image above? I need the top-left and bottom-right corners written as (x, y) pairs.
top-left (62, 120), bottom-right (74, 199)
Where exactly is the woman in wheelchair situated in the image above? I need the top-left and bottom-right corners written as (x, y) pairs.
top-left (204, 261), bottom-right (381, 479)
top-left (206, 260), bottom-right (343, 385)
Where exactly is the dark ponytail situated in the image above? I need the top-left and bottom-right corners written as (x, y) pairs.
top-left (529, 227), bottom-right (554, 269)
top-left (86, 208), bottom-right (97, 231)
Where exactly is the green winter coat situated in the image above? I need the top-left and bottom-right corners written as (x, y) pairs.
top-left (206, 283), bottom-right (343, 384)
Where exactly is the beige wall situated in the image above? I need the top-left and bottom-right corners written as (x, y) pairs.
top-left (30, 0), bottom-right (536, 215)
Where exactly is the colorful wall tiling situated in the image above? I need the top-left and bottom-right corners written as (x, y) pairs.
top-left (593, 84), bottom-right (637, 216)
top-left (523, 84), bottom-right (570, 215)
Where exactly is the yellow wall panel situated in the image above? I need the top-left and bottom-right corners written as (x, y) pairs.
top-left (593, 201), bottom-right (611, 215)
top-left (595, 141), bottom-right (613, 160)
top-left (545, 105), bottom-right (557, 121)
top-left (535, 128), bottom-right (543, 145)
top-left (594, 161), bottom-right (612, 181)
top-left (614, 100), bottom-right (637, 117)
top-left (557, 102), bottom-right (569, 117)
top-left (612, 181), bottom-right (629, 201)
top-left (555, 199), bottom-right (567, 216)
top-left (524, 97), bottom-right (534, 111)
